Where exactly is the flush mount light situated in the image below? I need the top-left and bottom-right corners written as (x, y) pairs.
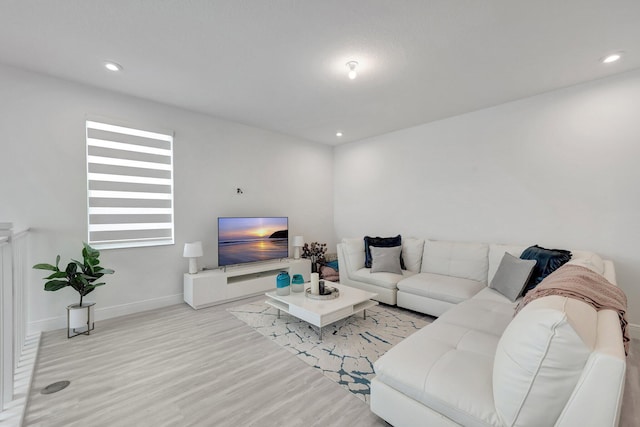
top-left (602, 53), bottom-right (622, 64)
top-left (336, 132), bottom-right (343, 137)
top-left (346, 61), bottom-right (358, 79)
top-left (104, 61), bottom-right (123, 72)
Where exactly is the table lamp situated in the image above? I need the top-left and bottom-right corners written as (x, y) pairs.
top-left (293, 236), bottom-right (304, 259)
top-left (183, 241), bottom-right (203, 274)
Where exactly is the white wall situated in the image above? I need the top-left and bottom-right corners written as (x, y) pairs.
top-left (334, 69), bottom-right (640, 329)
top-left (0, 63), bottom-right (334, 333)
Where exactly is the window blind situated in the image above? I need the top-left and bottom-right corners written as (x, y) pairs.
top-left (86, 120), bottom-right (174, 249)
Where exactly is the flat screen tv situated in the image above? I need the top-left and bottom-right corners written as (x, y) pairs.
top-left (218, 217), bottom-right (288, 267)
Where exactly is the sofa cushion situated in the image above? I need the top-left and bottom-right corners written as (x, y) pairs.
top-left (374, 298), bottom-right (512, 427)
top-left (488, 243), bottom-right (526, 284)
top-left (352, 268), bottom-right (416, 290)
top-left (341, 238), bottom-right (365, 273)
top-left (421, 240), bottom-right (489, 284)
top-left (520, 245), bottom-right (572, 294)
top-left (374, 333), bottom-right (501, 427)
top-left (489, 253), bottom-right (536, 302)
top-left (397, 272), bottom-right (485, 305)
top-left (568, 250), bottom-right (605, 275)
top-left (364, 235), bottom-right (405, 269)
top-left (493, 296), bottom-right (594, 427)
top-left (471, 287), bottom-right (518, 305)
top-left (401, 237), bottom-right (425, 272)
top-left (370, 245), bottom-right (403, 274)
top-left (437, 296), bottom-right (516, 337)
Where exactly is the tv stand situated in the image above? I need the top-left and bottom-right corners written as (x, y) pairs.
top-left (183, 258), bottom-right (311, 309)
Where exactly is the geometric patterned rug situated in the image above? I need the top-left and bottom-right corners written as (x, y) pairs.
top-left (228, 301), bottom-right (431, 403)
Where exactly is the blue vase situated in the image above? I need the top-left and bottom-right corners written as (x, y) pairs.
top-left (276, 271), bottom-right (290, 295)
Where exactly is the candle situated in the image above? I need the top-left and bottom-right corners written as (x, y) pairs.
top-left (311, 273), bottom-right (320, 295)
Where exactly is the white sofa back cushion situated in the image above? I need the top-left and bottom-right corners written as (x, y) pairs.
top-left (402, 237), bottom-right (425, 273)
top-left (567, 250), bottom-right (605, 275)
top-left (341, 238), bottom-right (365, 272)
top-left (493, 296), bottom-right (595, 426)
top-left (421, 240), bottom-right (489, 284)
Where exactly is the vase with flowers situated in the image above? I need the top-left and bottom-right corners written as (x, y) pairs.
top-left (301, 241), bottom-right (327, 273)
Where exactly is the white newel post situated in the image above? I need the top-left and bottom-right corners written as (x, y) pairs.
top-left (0, 226), bottom-right (14, 410)
top-left (0, 224), bottom-right (35, 425)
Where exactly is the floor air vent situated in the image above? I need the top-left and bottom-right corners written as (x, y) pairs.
top-left (41, 380), bottom-right (70, 394)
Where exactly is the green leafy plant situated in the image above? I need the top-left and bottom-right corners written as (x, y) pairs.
top-left (33, 242), bottom-right (114, 306)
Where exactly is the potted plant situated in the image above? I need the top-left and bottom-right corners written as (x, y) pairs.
top-left (34, 242), bottom-right (114, 336)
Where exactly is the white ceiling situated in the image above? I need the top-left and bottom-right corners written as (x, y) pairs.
top-left (1, 1), bottom-right (639, 145)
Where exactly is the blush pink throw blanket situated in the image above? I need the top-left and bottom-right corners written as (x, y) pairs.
top-left (516, 264), bottom-right (629, 356)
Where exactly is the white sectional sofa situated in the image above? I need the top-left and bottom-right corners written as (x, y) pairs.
top-left (336, 237), bottom-right (627, 426)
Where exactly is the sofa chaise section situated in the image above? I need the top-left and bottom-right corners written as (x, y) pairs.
top-left (371, 285), bottom-right (626, 426)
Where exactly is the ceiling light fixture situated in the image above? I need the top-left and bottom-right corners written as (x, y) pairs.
top-left (346, 61), bottom-right (358, 80)
top-left (336, 132), bottom-right (343, 137)
top-left (602, 53), bottom-right (622, 64)
top-left (104, 61), bottom-right (123, 72)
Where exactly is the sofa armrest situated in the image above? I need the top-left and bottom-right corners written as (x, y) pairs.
top-left (555, 309), bottom-right (626, 427)
top-left (337, 239), bottom-right (365, 275)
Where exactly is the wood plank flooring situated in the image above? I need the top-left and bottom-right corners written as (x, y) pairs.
top-left (24, 296), bottom-right (387, 427)
top-left (24, 297), bottom-right (640, 427)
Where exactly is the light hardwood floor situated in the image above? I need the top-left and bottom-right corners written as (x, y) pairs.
top-left (24, 296), bottom-right (387, 427)
top-left (24, 297), bottom-right (639, 427)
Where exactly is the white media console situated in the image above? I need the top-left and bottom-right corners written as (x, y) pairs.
top-left (183, 258), bottom-right (312, 309)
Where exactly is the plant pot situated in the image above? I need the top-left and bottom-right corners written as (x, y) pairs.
top-left (67, 302), bottom-right (96, 338)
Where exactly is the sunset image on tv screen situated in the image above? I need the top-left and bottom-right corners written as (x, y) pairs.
top-left (218, 217), bottom-right (288, 266)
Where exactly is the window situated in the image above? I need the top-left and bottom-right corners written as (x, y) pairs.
top-left (86, 120), bottom-right (174, 249)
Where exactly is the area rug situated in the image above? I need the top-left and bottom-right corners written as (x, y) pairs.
top-left (228, 301), bottom-right (431, 403)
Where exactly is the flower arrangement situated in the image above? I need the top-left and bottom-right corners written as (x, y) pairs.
top-left (301, 242), bottom-right (327, 263)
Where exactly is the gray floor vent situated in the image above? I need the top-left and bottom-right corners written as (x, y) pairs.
top-left (41, 380), bottom-right (70, 394)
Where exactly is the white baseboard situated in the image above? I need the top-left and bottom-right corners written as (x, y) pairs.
top-left (629, 323), bottom-right (640, 340)
top-left (28, 294), bottom-right (184, 334)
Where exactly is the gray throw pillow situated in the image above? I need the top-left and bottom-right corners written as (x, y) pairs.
top-left (490, 252), bottom-right (537, 302)
top-left (370, 245), bottom-right (403, 275)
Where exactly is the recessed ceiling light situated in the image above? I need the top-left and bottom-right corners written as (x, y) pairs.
top-left (602, 53), bottom-right (622, 64)
top-left (104, 61), bottom-right (123, 72)
top-left (346, 61), bottom-right (358, 80)
top-left (336, 132), bottom-right (343, 137)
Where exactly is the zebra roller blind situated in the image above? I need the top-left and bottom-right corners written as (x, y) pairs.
top-left (86, 120), bottom-right (174, 249)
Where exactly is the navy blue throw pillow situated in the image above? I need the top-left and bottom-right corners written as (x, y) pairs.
top-left (364, 235), bottom-right (405, 270)
top-left (520, 245), bottom-right (572, 295)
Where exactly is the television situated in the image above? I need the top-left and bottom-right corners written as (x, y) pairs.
top-left (218, 217), bottom-right (289, 267)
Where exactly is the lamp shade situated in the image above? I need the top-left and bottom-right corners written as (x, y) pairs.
top-left (183, 241), bottom-right (203, 258)
top-left (293, 236), bottom-right (304, 247)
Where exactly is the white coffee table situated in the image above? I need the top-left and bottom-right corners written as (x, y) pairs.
top-left (265, 282), bottom-right (378, 340)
